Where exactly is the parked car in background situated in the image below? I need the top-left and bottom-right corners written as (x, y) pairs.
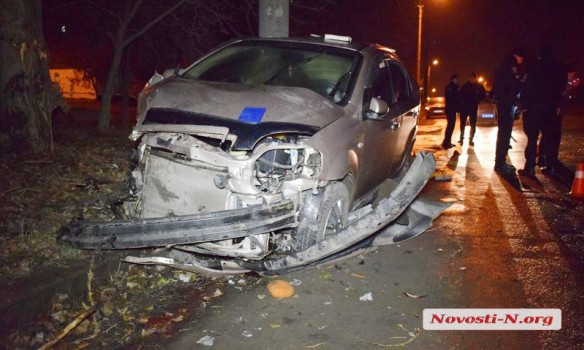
top-left (477, 93), bottom-right (498, 126)
top-left (424, 96), bottom-right (445, 118)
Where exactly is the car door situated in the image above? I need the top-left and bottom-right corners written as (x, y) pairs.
top-left (354, 58), bottom-right (403, 200)
top-left (385, 60), bottom-right (418, 177)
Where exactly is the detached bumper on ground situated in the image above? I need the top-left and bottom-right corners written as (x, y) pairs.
top-left (59, 200), bottom-right (296, 249)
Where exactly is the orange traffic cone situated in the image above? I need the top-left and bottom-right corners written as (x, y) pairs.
top-left (570, 163), bottom-right (584, 198)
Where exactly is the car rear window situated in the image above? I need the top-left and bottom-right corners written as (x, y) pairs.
top-left (182, 41), bottom-right (360, 105)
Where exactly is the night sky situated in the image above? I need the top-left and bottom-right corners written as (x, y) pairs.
top-left (43, 0), bottom-right (584, 94)
top-left (306, 0), bottom-right (584, 92)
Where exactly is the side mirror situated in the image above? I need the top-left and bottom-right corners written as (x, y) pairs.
top-left (366, 97), bottom-right (389, 120)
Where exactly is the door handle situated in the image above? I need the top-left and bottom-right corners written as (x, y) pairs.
top-left (390, 120), bottom-right (401, 130)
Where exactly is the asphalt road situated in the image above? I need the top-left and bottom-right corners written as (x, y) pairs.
top-left (150, 108), bottom-right (583, 350)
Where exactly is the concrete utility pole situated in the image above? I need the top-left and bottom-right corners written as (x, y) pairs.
top-left (259, 0), bottom-right (289, 37)
top-left (416, 0), bottom-right (423, 85)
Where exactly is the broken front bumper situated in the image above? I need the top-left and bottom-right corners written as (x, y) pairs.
top-left (60, 151), bottom-right (442, 276)
top-left (120, 151), bottom-right (442, 275)
top-left (60, 200), bottom-right (296, 249)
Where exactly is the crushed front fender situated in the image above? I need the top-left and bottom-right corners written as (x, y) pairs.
top-left (239, 151), bottom-right (436, 272)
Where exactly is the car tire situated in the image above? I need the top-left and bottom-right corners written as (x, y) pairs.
top-left (294, 182), bottom-right (350, 251)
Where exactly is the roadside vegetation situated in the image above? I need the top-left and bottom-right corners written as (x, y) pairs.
top-left (0, 109), bottom-right (233, 349)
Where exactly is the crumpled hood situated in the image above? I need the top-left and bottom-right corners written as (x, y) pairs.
top-left (137, 78), bottom-right (344, 128)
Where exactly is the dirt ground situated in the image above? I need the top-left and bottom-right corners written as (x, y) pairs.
top-left (0, 105), bottom-right (230, 349)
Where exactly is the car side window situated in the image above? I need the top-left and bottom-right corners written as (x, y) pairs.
top-left (388, 62), bottom-right (410, 104)
top-left (370, 62), bottom-right (393, 105)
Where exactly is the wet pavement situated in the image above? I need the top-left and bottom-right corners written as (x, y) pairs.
top-left (143, 106), bottom-right (584, 349)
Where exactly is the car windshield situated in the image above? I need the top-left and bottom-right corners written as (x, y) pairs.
top-left (182, 41), bottom-right (360, 105)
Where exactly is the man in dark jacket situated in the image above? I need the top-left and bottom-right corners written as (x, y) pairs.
top-left (459, 73), bottom-right (486, 146)
top-left (442, 74), bottom-right (460, 149)
top-left (537, 63), bottom-right (579, 170)
top-left (492, 48), bottom-right (525, 175)
top-left (518, 46), bottom-right (567, 177)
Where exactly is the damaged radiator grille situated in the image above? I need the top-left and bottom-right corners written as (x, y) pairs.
top-left (141, 150), bottom-right (229, 218)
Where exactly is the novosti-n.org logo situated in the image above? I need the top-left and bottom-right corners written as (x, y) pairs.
top-left (423, 309), bottom-right (561, 330)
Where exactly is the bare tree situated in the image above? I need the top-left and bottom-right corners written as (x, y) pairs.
top-left (49, 0), bottom-right (339, 133)
top-left (0, 0), bottom-right (64, 152)
top-left (93, 0), bottom-right (189, 133)
top-left (161, 0), bottom-right (258, 60)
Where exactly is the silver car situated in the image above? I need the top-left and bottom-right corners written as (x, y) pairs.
top-left (68, 35), bottom-right (421, 259)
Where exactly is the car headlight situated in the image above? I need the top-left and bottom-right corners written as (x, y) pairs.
top-left (253, 143), bottom-right (321, 194)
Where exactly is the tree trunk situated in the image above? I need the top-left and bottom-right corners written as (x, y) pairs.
top-left (97, 42), bottom-right (123, 133)
top-left (120, 49), bottom-right (133, 125)
top-left (0, 0), bottom-right (63, 152)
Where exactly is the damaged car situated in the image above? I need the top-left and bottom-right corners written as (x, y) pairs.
top-left (62, 35), bottom-right (440, 273)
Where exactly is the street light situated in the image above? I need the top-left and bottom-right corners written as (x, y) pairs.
top-left (427, 58), bottom-right (439, 97)
top-left (417, 1), bottom-right (445, 86)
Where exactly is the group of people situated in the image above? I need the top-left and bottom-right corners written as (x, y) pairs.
top-left (441, 46), bottom-right (579, 177)
top-left (441, 72), bottom-right (486, 149)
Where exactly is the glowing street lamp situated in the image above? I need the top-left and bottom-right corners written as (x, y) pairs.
top-left (417, 0), bottom-right (447, 86)
top-left (427, 58), bottom-right (439, 97)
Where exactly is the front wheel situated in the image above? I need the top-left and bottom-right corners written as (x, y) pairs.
top-left (293, 182), bottom-right (350, 251)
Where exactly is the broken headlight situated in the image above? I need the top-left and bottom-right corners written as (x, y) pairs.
top-left (253, 137), bottom-right (321, 193)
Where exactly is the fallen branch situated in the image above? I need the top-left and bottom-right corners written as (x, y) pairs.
top-left (22, 160), bottom-right (55, 165)
top-left (38, 303), bottom-right (100, 350)
top-left (0, 187), bottom-right (22, 196)
top-left (87, 256), bottom-right (95, 306)
top-left (372, 324), bottom-right (421, 348)
top-left (449, 237), bottom-right (464, 257)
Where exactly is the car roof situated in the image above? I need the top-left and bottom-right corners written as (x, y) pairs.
top-left (228, 35), bottom-right (398, 59)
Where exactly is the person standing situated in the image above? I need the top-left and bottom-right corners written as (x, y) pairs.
top-left (492, 48), bottom-right (525, 175)
top-left (459, 73), bottom-right (486, 146)
top-left (442, 74), bottom-right (461, 149)
top-left (536, 63), bottom-right (580, 171)
top-left (518, 46), bottom-right (567, 177)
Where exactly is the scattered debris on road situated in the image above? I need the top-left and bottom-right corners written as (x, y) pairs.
top-left (404, 292), bottom-right (428, 299)
top-left (196, 335), bottom-right (215, 346)
top-left (359, 292), bottom-right (373, 301)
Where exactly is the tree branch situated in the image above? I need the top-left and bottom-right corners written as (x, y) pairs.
top-left (123, 0), bottom-right (188, 47)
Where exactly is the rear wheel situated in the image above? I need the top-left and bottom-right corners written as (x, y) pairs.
top-left (294, 182), bottom-right (350, 251)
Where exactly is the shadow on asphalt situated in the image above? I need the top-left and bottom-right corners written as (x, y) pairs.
top-left (496, 172), bottom-right (523, 191)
